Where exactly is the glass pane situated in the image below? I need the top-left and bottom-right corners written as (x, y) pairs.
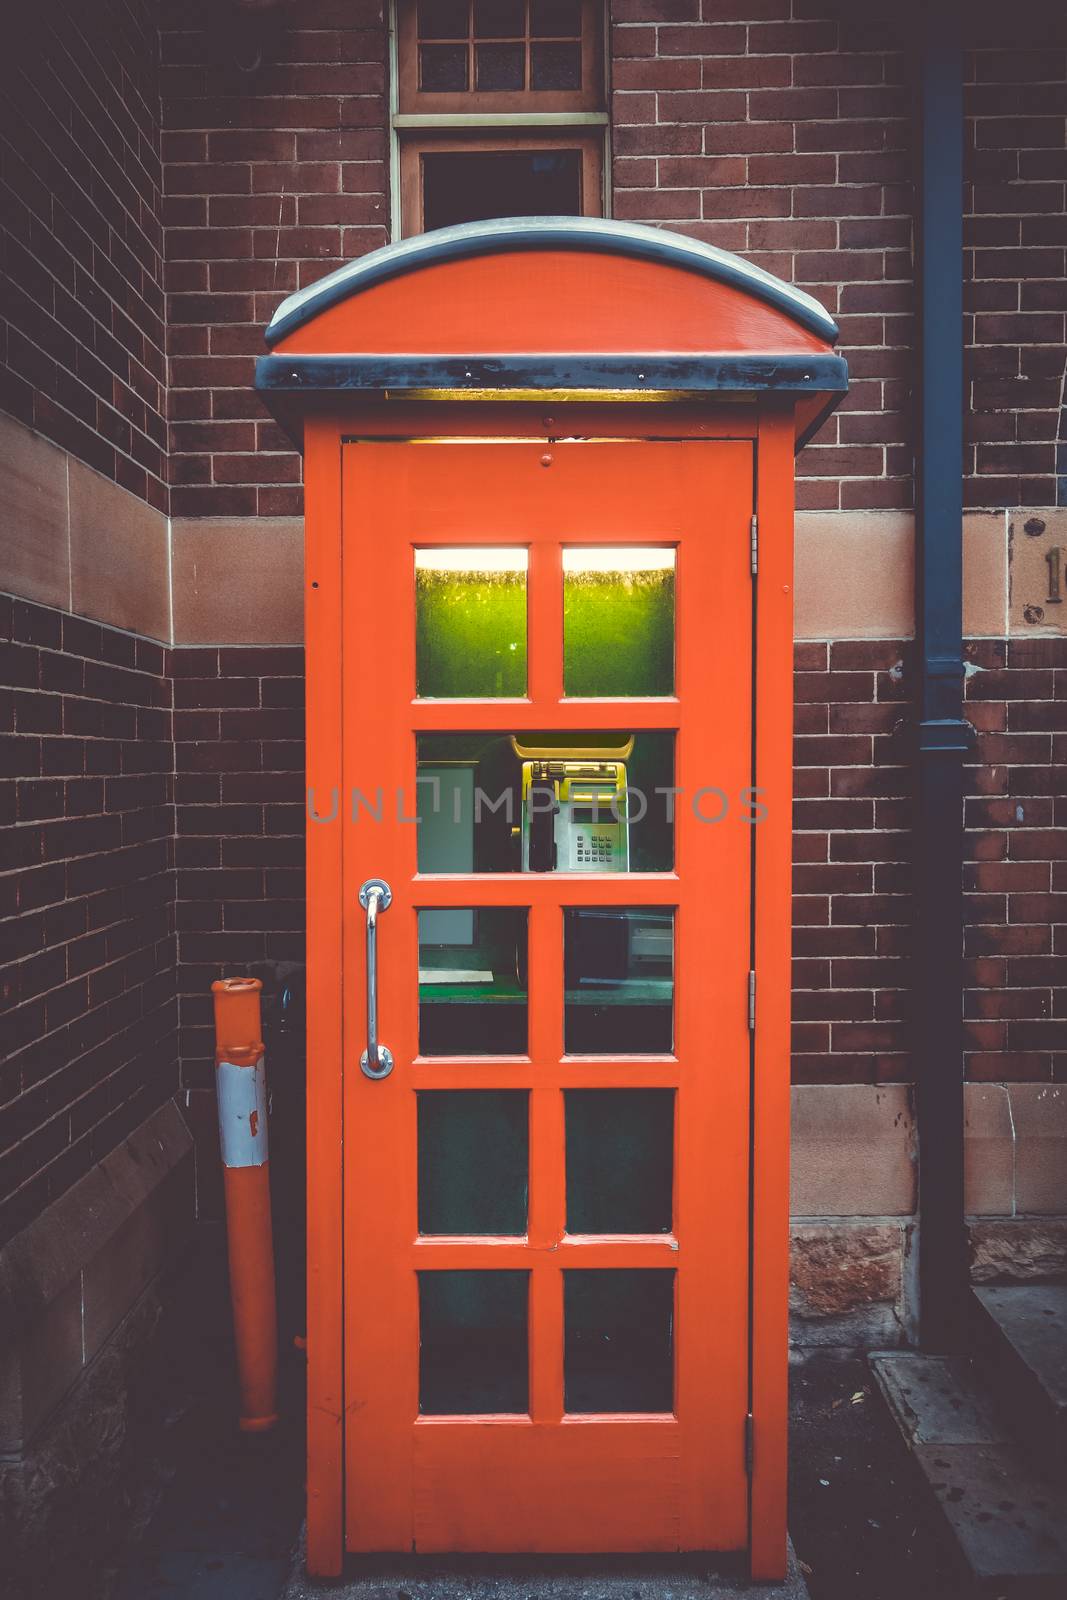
top-left (563, 548), bottom-right (676, 698)
top-left (531, 0), bottom-right (581, 35)
top-left (419, 43), bottom-right (469, 91)
top-left (415, 547), bottom-right (527, 698)
top-left (564, 1269), bottom-right (674, 1413)
top-left (474, 0), bottom-right (524, 36)
top-left (420, 1270), bottom-right (529, 1414)
top-left (476, 41), bottom-right (525, 90)
top-left (531, 41), bottom-right (581, 89)
top-left (419, 906), bottom-right (527, 1055)
top-left (416, 731), bottom-right (675, 874)
top-left (565, 1090), bottom-right (673, 1234)
top-left (564, 907), bottom-right (674, 1054)
top-left (422, 150), bottom-right (582, 232)
top-left (418, 0), bottom-right (469, 39)
top-left (418, 1091), bottom-right (528, 1235)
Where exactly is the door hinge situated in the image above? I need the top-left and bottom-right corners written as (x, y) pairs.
top-left (747, 969), bottom-right (756, 1032)
top-left (750, 513), bottom-right (758, 576)
top-left (744, 1411), bottom-right (754, 1475)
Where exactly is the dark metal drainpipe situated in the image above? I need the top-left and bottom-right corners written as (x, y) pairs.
top-left (914, 1), bottom-right (974, 1352)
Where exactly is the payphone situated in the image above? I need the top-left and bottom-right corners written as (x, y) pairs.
top-left (512, 736), bottom-right (633, 873)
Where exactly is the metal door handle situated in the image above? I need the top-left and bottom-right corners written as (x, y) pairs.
top-left (359, 878), bottom-right (393, 1079)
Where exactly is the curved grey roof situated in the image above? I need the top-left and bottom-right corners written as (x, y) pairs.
top-left (264, 216), bottom-right (839, 348)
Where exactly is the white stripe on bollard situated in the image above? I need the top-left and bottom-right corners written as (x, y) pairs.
top-left (216, 1055), bottom-right (269, 1168)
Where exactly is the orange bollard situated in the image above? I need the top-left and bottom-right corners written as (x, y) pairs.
top-left (212, 975), bottom-right (263, 1055)
top-left (212, 977), bottom-right (278, 1433)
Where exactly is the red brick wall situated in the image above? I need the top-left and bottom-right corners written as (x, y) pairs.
top-left (793, 632), bottom-right (1067, 1087)
top-left (0, 6), bottom-right (1060, 515)
top-left (964, 636), bottom-right (1067, 1082)
top-left (965, 40), bottom-right (1067, 508)
top-left (169, 645), bottom-right (305, 1084)
top-left (0, 3), bottom-right (1059, 519)
top-left (160, 0), bottom-right (389, 517)
top-left (154, 5), bottom-right (1067, 515)
top-left (791, 639), bottom-right (912, 1083)
top-left (0, 1), bottom-right (167, 511)
top-left (611, 4), bottom-right (914, 513)
top-left (0, 596), bottom-right (178, 1249)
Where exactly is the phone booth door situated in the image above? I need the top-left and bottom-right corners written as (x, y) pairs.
top-left (341, 437), bottom-right (753, 1554)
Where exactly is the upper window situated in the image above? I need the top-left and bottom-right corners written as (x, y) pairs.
top-left (399, 1), bottom-right (604, 114)
top-left (395, 1), bottom-right (607, 234)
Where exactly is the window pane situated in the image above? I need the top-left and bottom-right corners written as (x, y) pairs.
top-left (418, 1090), bottom-right (528, 1234)
top-left (563, 547), bottom-right (676, 698)
top-left (564, 907), bottom-right (674, 1055)
top-left (473, 0), bottom-right (524, 36)
top-left (419, 906), bottom-right (528, 1056)
top-left (422, 149), bottom-right (582, 231)
top-left (416, 731), bottom-right (675, 874)
top-left (418, 0), bottom-right (469, 39)
top-left (565, 1089), bottom-right (673, 1234)
top-left (420, 42), bottom-right (469, 91)
top-left (476, 41), bottom-right (525, 90)
top-left (415, 547), bottom-right (527, 698)
top-left (564, 1269), bottom-right (674, 1414)
top-left (531, 41), bottom-right (581, 89)
top-left (420, 1270), bottom-right (529, 1414)
top-left (530, 0), bottom-right (581, 35)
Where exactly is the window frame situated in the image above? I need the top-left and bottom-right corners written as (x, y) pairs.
top-left (391, 0), bottom-right (607, 236)
top-left (399, 130), bottom-right (604, 236)
top-left (397, 0), bottom-right (605, 116)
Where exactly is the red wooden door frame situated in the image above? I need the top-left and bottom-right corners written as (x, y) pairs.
top-left (303, 403), bottom-right (794, 1578)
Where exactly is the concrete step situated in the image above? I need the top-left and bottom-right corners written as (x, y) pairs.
top-left (871, 1351), bottom-right (1067, 1598)
top-left (281, 1529), bottom-right (812, 1599)
top-left (972, 1285), bottom-right (1067, 1474)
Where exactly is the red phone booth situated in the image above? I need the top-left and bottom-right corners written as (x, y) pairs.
top-left (256, 217), bottom-right (846, 1580)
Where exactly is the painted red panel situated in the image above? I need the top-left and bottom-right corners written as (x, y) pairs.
top-left (275, 252), bottom-right (829, 358)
